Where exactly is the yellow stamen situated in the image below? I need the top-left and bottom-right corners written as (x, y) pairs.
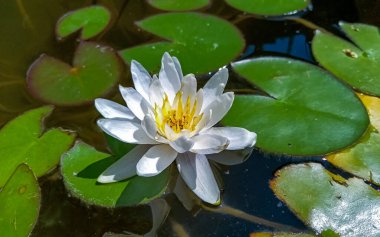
top-left (154, 91), bottom-right (202, 136)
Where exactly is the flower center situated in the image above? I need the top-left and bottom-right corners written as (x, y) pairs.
top-left (154, 92), bottom-right (203, 135)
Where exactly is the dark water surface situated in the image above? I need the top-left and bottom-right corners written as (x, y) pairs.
top-left (1, 0), bottom-right (379, 236)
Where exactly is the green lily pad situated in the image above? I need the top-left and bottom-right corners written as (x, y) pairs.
top-left (270, 163), bottom-right (380, 237)
top-left (119, 13), bottom-right (244, 74)
top-left (222, 57), bottom-right (369, 155)
top-left (27, 42), bottom-right (123, 106)
top-left (250, 233), bottom-right (316, 237)
top-left (0, 164), bottom-right (40, 237)
top-left (61, 142), bottom-right (171, 207)
top-left (225, 0), bottom-right (311, 16)
top-left (0, 106), bottom-right (75, 187)
top-left (326, 94), bottom-right (380, 185)
top-left (147, 0), bottom-right (209, 11)
top-left (56, 6), bottom-right (111, 40)
top-left (312, 22), bottom-right (380, 96)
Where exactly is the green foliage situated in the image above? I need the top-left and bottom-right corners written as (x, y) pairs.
top-left (222, 57), bottom-right (369, 155)
top-left (27, 42), bottom-right (123, 106)
top-left (61, 142), bottom-right (171, 207)
top-left (271, 163), bottom-right (380, 237)
top-left (120, 12), bottom-right (244, 74)
top-left (0, 164), bottom-right (40, 237)
top-left (0, 106), bottom-right (75, 187)
top-left (225, 0), bottom-right (311, 16)
top-left (147, 0), bottom-right (209, 11)
top-left (312, 23), bottom-right (380, 96)
top-left (56, 6), bottom-right (111, 40)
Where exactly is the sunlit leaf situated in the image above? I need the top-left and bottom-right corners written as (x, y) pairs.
top-left (147, 0), bottom-right (209, 11)
top-left (0, 164), bottom-right (40, 237)
top-left (27, 42), bottom-right (123, 106)
top-left (0, 106), bottom-right (75, 187)
top-left (271, 163), bottom-right (380, 237)
top-left (223, 57), bottom-right (369, 155)
top-left (358, 94), bottom-right (380, 131)
top-left (326, 94), bottom-right (380, 185)
top-left (312, 23), bottom-right (380, 96)
top-left (56, 6), bottom-right (111, 40)
top-left (225, 0), bottom-right (311, 16)
top-left (119, 13), bottom-right (244, 74)
top-left (61, 142), bottom-right (171, 207)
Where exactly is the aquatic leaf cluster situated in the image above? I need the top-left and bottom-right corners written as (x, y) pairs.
top-left (0, 0), bottom-right (380, 236)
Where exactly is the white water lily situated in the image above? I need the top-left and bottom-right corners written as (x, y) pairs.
top-left (95, 53), bottom-right (256, 204)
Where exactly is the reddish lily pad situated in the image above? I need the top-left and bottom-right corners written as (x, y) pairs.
top-left (27, 42), bottom-right (123, 106)
top-left (56, 6), bottom-right (112, 40)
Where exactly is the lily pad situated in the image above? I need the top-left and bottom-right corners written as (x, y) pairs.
top-left (225, 0), bottom-right (311, 16)
top-left (56, 6), bottom-right (111, 40)
top-left (119, 12), bottom-right (244, 74)
top-left (222, 57), bottom-right (369, 155)
top-left (27, 42), bottom-right (123, 106)
top-left (0, 164), bottom-right (40, 237)
top-left (0, 106), bottom-right (75, 187)
top-left (147, 0), bottom-right (209, 11)
top-left (326, 94), bottom-right (380, 185)
top-left (61, 142), bottom-right (171, 207)
top-left (270, 163), bottom-right (380, 237)
top-left (250, 233), bottom-right (315, 237)
top-left (312, 22), bottom-right (380, 96)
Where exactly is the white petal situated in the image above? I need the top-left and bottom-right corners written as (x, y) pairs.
top-left (176, 152), bottom-right (220, 204)
top-left (169, 135), bottom-right (194, 153)
top-left (95, 98), bottom-right (135, 119)
top-left (149, 77), bottom-right (165, 107)
top-left (172, 56), bottom-right (183, 80)
top-left (202, 68), bottom-right (228, 110)
top-left (119, 86), bottom-right (151, 120)
top-left (141, 114), bottom-right (158, 140)
top-left (207, 148), bottom-right (253, 165)
top-left (136, 144), bottom-right (177, 177)
top-left (131, 60), bottom-right (152, 102)
top-left (194, 88), bottom-right (204, 116)
top-left (97, 145), bottom-right (151, 183)
top-left (181, 74), bottom-right (197, 105)
top-left (97, 119), bottom-right (159, 144)
top-left (203, 127), bottom-right (257, 150)
top-left (202, 92), bottom-right (234, 130)
top-left (159, 53), bottom-right (181, 103)
top-left (190, 133), bottom-right (229, 154)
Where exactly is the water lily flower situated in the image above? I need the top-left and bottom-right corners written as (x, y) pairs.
top-left (95, 53), bottom-right (257, 204)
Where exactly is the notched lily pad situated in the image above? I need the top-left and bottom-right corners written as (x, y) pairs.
top-left (223, 57), bottom-right (369, 155)
top-left (0, 164), bottom-right (40, 237)
top-left (271, 163), bottom-right (380, 237)
top-left (56, 6), bottom-right (111, 40)
top-left (0, 106), bottom-right (75, 187)
top-left (147, 0), bottom-right (210, 11)
top-left (61, 142), bottom-right (171, 207)
top-left (119, 12), bottom-right (244, 74)
top-left (225, 0), bottom-right (311, 17)
top-left (27, 41), bottom-right (123, 106)
top-left (312, 22), bottom-right (380, 96)
top-left (326, 94), bottom-right (380, 185)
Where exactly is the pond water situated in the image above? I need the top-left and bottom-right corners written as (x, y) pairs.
top-left (1, 0), bottom-right (379, 236)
